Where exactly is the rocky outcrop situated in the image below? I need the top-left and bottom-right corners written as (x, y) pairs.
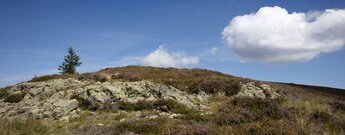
top-left (0, 78), bottom-right (278, 121)
top-left (76, 81), bottom-right (202, 110)
top-left (236, 82), bottom-right (280, 99)
top-left (0, 79), bottom-right (206, 120)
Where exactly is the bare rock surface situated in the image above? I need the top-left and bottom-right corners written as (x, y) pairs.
top-left (0, 78), bottom-right (278, 121)
top-left (236, 82), bottom-right (280, 99)
top-left (0, 79), bottom-right (207, 120)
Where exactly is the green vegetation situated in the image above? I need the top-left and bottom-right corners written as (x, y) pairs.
top-left (4, 92), bottom-right (27, 103)
top-left (0, 118), bottom-right (49, 135)
top-left (1, 66), bottom-right (345, 134)
top-left (58, 47), bottom-right (82, 74)
top-left (0, 86), bottom-right (11, 99)
top-left (116, 99), bottom-right (196, 114)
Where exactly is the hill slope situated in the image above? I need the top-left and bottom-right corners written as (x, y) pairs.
top-left (0, 66), bottom-right (344, 135)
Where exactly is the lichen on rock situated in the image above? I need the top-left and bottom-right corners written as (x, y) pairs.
top-left (236, 82), bottom-right (280, 99)
top-left (0, 78), bottom-right (208, 120)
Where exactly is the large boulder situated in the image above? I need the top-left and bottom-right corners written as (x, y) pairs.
top-left (236, 82), bottom-right (280, 99)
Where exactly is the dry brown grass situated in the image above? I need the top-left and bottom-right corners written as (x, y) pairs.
top-left (0, 118), bottom-right (49, 135)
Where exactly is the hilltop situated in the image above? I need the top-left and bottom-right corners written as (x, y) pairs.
top-left (0, 66), bottom-right (344, 135)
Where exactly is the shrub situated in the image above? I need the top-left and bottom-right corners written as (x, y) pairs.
top-left (153, 99), bottom-right (195, 114)
top-left (28, 74), bottom-right (76, 82)
top-left (215, 107), bottom-right (255, 125)
top-left (230, 97), bottom-right (285, 119)
top-left (329, 117), bottom-right (345, 132)
top-left (179, 112), bottom-right (212, 122)
top-left (117, 100), bottom-right (154, 111)
top-left (311, 111), bottom-right (331, 123)
top-left (0, 86), bottom-right (11, 99)
top-left (111, 73), bottom-right (141, 82)
top-left (329, 101), bottom-right (345, 112)
top-left (188, 80), bottom-right (240, 96)
top-left (92, 74), bottom-right (111, 82)
top-left (193, 124), bottom-right (221, 135)
top-left (4, 92), bottom-right (27, 103)
top-left (116, 99), bottom-right (195, 114)
top-left (214, 97), bottom-right (289, 126)
top-left (308, 111), bottom-right (345, 133)
top-left (232, 119), bottom-right (305, 135)
top-left (114, 117), bottom-right (168, 134)
top-left (98, 66), bottom-right (246, 94)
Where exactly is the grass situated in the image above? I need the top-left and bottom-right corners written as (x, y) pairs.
top-left (0, 118), bottom-right (49, 135)
top-left (2, 66), bottom-right (345, 134)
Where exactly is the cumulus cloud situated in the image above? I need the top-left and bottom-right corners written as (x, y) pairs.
top-left (141, 45), bottom-right (199, 67)
top-left (222, 6), bottom-right (345, 63)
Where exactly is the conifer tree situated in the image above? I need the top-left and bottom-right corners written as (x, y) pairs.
top-left (58, 47), bottom-right (82, 74)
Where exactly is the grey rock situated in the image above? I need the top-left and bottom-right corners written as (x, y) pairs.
top-left (0, 78), bottom-right (208, 120)
top-left (236, 82), bottom-right (280, 99)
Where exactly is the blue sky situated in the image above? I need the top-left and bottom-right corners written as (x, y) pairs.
top-left (0, 0), bottom-right (345, 89)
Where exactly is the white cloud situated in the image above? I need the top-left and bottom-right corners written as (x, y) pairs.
top-left (222, 6), bottom-right (345, 63)
top-left (141, 45), bottom-right (199, 67)
top-left (210, 47), bottom-right (219, 56)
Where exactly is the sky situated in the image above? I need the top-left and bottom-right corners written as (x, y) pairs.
top-left (0, 0), bottom-right (345, 89)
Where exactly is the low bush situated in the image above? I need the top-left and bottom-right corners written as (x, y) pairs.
top-left (311, 111), bottom-right (331, 123)
top-left (328, 117), bottom-right (345, 133)
top-left (188, 80), bottom-right (240, 96)
top-left (329, 101), bottom-right (345, 112)
top-left (309, 110), bottom-right (345, 133)
top-left (153, 99), bottom-right (195, 114)
top-left (28, 74), bottom-right (76, 82)
top-left (215, 107), bottom-right (255, 125)
top-left (112, 117), bottom-right (221, 135)
top-left (92, 74), bottom-right (110, 82)
top-left (0, 86), bottom-right (11, 99)
top-left (117, 99), bottom-right (195, 114)
top-left (232, 119), bottom-right (305, 135)
top-left (178, 112), bottom-right (212, 122)
top-left (4, 92), bottom-right (27, 103)
top-left (214, 97), bottom-right (289, 126)
top-left (111, 73), bottom-right (142, 82)
top-left (117, 100), bottom-right (154, 111)
top-left (230, 97), bottom-right (286, 119)
top-left (114, 117), bottom-right (169, 134)
top-left (98, 66), bottom-right (246, 94)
